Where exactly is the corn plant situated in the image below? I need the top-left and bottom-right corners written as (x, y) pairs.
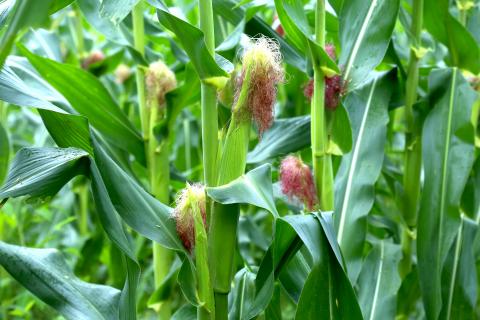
top-left (0, 0), bottom-right (479, 319)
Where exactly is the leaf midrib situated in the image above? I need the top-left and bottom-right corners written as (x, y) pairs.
top-left (337, 78), bottom-right (378, 246)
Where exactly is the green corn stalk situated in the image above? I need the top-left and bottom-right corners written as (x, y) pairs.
top-left (310, 0), bottom-right (334, 211)
top-left (133, 2), bottom-right (173, 318)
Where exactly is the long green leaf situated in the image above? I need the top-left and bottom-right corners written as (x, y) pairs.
top-left (440, 216), bottom-right (478, 319)
top-left (19, 46), bottom-right (145, 164)
top-left (247, 116), bottom-right (310, 164)
top-left (417, 68), bottom-right (477, 320)
top-left (0, 241), bottom-right (121, 320)
top-left (0, 147), bottom-right (89, 199)
top-left (0, 56), bottom-right (67, 113)
top-left (0, 0), bottom-right (54, 67)
top-left (295, 212), bottom-right (363, 320)
top-left (334, 71), bottom-right (393, 283)
top-left (92, 139), bottom-right (185, 252)
top-left (339, 0), bottom-right (399, 89)
top-left (357, 241), bottom-right (402, 320)
top-left (424, 0), bottom-right (480, 73)
top-left (207, 164), bottom-right (279, 217)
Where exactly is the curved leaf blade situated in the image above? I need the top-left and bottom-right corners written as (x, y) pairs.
top-left (207, 164), bottom-right (279, 217)
top-left (0, 241), bottom-right (121, 320)
top-left (19, 46), bottom-right (145, 164)
top-left (247, 116), bottom-right (310, 164)
top-left (0, 147), bottom-right (89, 199)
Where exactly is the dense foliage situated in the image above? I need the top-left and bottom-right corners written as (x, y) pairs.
top-left (0, 0), bottom-right (479, 319)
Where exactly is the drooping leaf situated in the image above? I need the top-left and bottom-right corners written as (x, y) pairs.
top-left (295, 212), bottom-right (363, 320)
top-left (247, 116), bottom-right (310, 164)
top-left (39, 110), bottom-right (93, 155)
top-left (0, 56), bottom-right (67, 113)
top-left (339, 0), bottom-right (400, 89)
top-left (417, 68), bottom-right (477, 320)
top-left (92, 139), bottom-right (185, 253)
top-left (20, 46), bottom-right (145, 164)
top-left (0, 0), bottom-right (54, 68)
top-left (424, 0), bottom-right (480, 73)
top-left (357, 241), bottom-right (402, 320)
top-left (334, 71), bottom-right (394, 283)
top-left (0, 241), bottom-right (121, 320)
top-left (0, 147), bottom-right (89, 200)
top-left (207, 164), bottom-right (279, 217)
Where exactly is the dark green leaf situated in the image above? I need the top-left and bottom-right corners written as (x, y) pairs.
top-left (247, 116), bottom-right (310, 164)
top-left (357, 241), bottom-right (402, 320)
top-left (207, 164), bottom-right (279, 217)
top-left (334, 71), bottom-right (394, 283)
top-left (20, 46), bottom-right (145, 164)
top-left (424, 0), bottom-right (480, 73)
top-left (92, 140), bottom-right (185, 252)
top-left (0, 147), bottom-right (89, 199)
top-left (417, 68), bottom-right (477, 319)
top-left (0, 241), bottom-right (121, 320)
top-left (440, 216), bottom-right (478, 319)
top-left (339, 0), bottom-right (399, 89)
top-left (0, 57), bottom-right (67, 112)
top-left (0, 0), bottom-right (54, 67)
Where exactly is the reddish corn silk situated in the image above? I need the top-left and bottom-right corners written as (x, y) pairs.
top-left (145, 60), bottom-right (177, 107)
top-left (81, 50), bottom-right (104, 69)
top-left (303, 43), bottom-right (345, 110)
top-left (173, 184), bottom-right (207, 253)
top-left (280, 156), bottom-right (318, 211)
top-left (237, 37), bottom-right (284, 136)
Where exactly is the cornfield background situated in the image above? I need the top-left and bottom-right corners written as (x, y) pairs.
top-left (0, 0), bottom-right (479, 319)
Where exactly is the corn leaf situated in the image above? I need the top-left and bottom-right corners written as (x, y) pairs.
top-left (440, 216), bottom-right (478, 319)
top-left (20, 46), bottom-right (145, 165)
top-left (417, 68), bottom-right (477, 319)
top-left (339, 0), bottom-right (399, 89)
top-left (357, 241), bottom-right (402, 320)
top-left (0, 147), bottom-right (89, 199)
top-left (424, 0), bottom-right (480, 73)
top-left (334, 71), bottom-right (394, 283)
top-left (0, 0), bottom-right (54, 68)
top-left (0, 56), bottom-right (68, 113)
top-left (0, 241), bottom-right (121, 320)
top-left (207, 164), bottom-right (279, 217)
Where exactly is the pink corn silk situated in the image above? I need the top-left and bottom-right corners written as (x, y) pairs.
top-left (174, 187), bottom-right (207, 253)
top-left (280, 156), bottom-right (318, 210)
top-left (248, 68), bottom-right (277, 136)
top-left (303, 43), bottom-right (344, 110)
